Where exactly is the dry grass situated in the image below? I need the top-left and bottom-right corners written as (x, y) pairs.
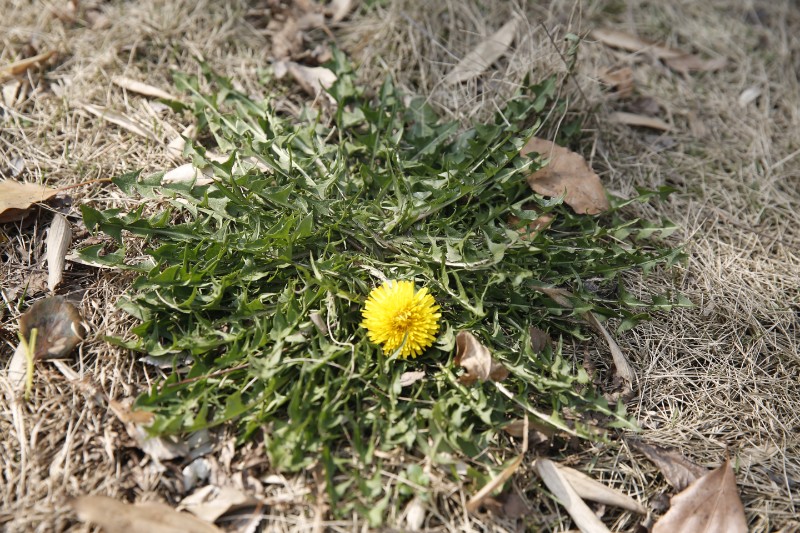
top-left (1, 0), bottom-right (799, 531)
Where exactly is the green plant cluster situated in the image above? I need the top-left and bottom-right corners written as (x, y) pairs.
top-left (81, 52), bottom-right (682, 519)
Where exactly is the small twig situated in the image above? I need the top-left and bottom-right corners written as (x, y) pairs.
top-left (56, 177), bottom-right (113, 192)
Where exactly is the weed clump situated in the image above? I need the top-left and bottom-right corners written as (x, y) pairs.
top-left (81, 53), bottom-right (681, 517)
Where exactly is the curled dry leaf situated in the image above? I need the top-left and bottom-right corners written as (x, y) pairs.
top-left (628, 439), bottom-right (707, 491)
top-left (180, 485), bottom-right (258, 523)
top-left (508, 213), bottom-right (553, 240)
top-left (738, 87), bottom-right (762, 107)
top-left (454, 331), bottom-right (509, 385)
top-left (610, 111), bottom-right (671, 131)
top-left (591, 29), bottom-right (683, 59)
top-left (72, 495), bottom-right (222, 533)
top-left (19, 296), bottom-right (84, 360)
top-left (598, 66), bottom-right (634, 97)
top-left (112, 76), bottom-right (177, 100)
top-left (0, 180), bottom-right (59, 223)
top-left (652, 460), bottom-right (747, 533)
top-left (399, 371), bottom-right (426, 387)
top-left (591, 29), bottom-right (726, 74)
top-left (162, 163), bottom-right (215, 186)
top-left (404, 496), bottom-right (426, 531)
top-left (0, 50), bottom-right (56, 82)
top-left (326, 0), bottom-right (354, 23)
top-left (528, 326), bottom-right (551, 353)
top-left (522, 138), bottom-right (610, 215)
top-left (46, 213), bottom-right (72, 292)
top-left (83, 104), bottom-right (159, 141)
top-left (535, 286), bottom-right (636, 387)
top-left (535, 458), bottom-right (611, 533)
top-left (275, 61), bottom-right (337, 102)
top-left (554, 463), bottom-right (646, 514)
top-left (444, 17), bottom-right (519, 85)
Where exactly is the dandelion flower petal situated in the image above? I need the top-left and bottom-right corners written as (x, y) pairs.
top-left (360, 280), bottom-right (441, 358)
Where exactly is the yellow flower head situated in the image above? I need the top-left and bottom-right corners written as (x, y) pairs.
top-left (361, 280), bottom-right (441, 358)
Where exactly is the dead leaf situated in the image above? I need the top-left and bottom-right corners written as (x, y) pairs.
top-left (72, 495), bottom-right (222, 533)
top-left (591, 29), bottom-right (726, 74)
top-left (0, 51), bottom-right (56, 82)
top-left (399, 371), bottom-right (426, 387)
top-left (738, 86), bottom-right (762, 107)
top-left (46, 214), bottom-right (72, 292)
top-left (444, 18), bottom-right (519, 85)
top-left (582, 310), bottom-right (635, 386)
top-left (82, 104), bottom-right (159, 141)
top-left (112, 76), bottom-right (178, 100)
top-left (522, 138), bottom-right (610, 215)
top-left (18, 296), bottom-right (84, 360)
top-left (179, 486), bottom-right (258, 523)
top-left (535, 458), bottom-right (611, 533)
top-left (454, 331), bottom-right (509, 385)
top-left (0, 180), bottom-right (59, 223)
top-left (508, 213), bottom-right (554, 240)
top-left (503, 418), bottom-right (553, 446)
top-left (529, 326), bottom-right (551, 353)
top-left (628, 439), bottom-right (707, 491)
top-left (272, 17), bottom-right (303, 59)
top-left (467, 415), bottom-right (528, 513)
top-left (404, 496), bottom-right (426, 531)
top-left (535, 286), bottom-right (635, 387)
top-left (554, 463), bottom-right (646, 514)
top-left (652, 460), bottom-right (747, 533)
top-left (664, 55), bottom-right (727, 74)
top-left (275, 61), bottom-right (337, 102)
top-left (162, 163), bottom-right (215, 186)
top-left (591, 29), bottom-right (684, 60)
top-left (610, 111), bottom-right (671, 131)
top-left (598, 66), bottom-right (634, 97)
top-left (326, 0), bottom-right (353, 23)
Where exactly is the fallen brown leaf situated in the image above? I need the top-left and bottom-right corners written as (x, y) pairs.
top-left (399, 371), bottom-right (426, 387)
top-left (18, 296), bottom-right (85, 360)
top-left (46, 214), bottom-right (72, 292)
top-left (326, 0), bottom-right (354, 23)
top-left (652, 460), bottom-right (747, 533)
top-left (591, 29), bottom-right (726, 74)
top-left (522, 138), bottom-right (610, 215)
top-left (275, 61), bottom-right (337, 102)
top-left (528, 326), bottom-right (552, 353)
top-left (591, 29), bottom-right (683, 59)
top-left (72, 495), bottom-right (222, 533)
top-left (82, 104), bottom-right (159, 141)
top-left (598, 66), bottom-right (634, 97)
top-left (609, 111), bottom-right (671, 131)
top-left (0, 180), bottom-right (59, 223)
top-left (444, 18), bottom-right (519, 85)
top-left (535, 286), bottom-right (635, 387)
top-left (535, 458), bottom-right (611, 533)
top-left (508, 213), bottom-right (554, 240)
top-left (628, 439), bottom-right (707, 491)
top-left (112, 76), bottom-right (178, 100)
top-left (179, 486), bottom-right (258, 523)
top-left (0, 50), bottom-right (56, 82)
top-left (454, 331), bottom-right (509, 385)
top-left (554, 463), bottom-right (646, 514)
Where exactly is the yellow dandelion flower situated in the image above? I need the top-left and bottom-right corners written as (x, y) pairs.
top-left (361, 280), bottom-right (441, 359)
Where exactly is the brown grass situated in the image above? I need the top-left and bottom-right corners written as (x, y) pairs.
top-left (2, 0), bottom-right (799, 531)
